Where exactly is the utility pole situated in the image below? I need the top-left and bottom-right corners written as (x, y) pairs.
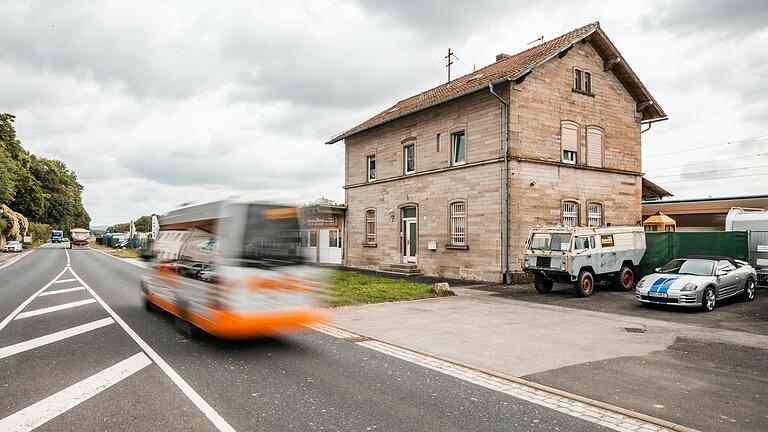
top-left (445, 48), bottom-right (454, 83)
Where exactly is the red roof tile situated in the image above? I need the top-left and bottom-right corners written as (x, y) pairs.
top-left (327, 22), bottom-right (665, 144)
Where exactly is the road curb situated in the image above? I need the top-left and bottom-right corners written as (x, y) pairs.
top-left (327, 323), bottom-right (700, 432)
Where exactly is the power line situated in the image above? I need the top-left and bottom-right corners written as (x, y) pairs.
top-left (645, 152), bottom-right (767, 172)
top-left (649, 163), bottom-right (768, 179)
top-left (644, 134), bottom-right (768, 158)
top-left (654, 172), bottom-right (768, 185)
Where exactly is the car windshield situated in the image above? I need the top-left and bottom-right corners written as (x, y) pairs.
top-left (529, 233), bottom-right (572, 252)
top-left (7, 241), bottom-right (20, 245)
top-left (659, 259), bottom-right (715, 276)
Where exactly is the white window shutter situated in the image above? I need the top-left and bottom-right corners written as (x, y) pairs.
top-left (586, 128), bottom-right (603, 167)
top-left (561, 123), bottom-right (578, 152)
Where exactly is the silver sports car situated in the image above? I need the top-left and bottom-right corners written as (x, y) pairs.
top-left (636, 256), bottom-right (757, 311)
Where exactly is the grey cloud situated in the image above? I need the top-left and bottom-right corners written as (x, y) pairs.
top-left (646, 0), bottom-right (768, 37)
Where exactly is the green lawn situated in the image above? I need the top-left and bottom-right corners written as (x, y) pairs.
top-left (328, 270), bottom-right (452, 307)
top-left (111, 248), bottom-right (140, 258)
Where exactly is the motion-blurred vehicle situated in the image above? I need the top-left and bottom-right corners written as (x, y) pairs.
top-left (140, 200), bottom-right (326, 339)
top-left (2, 241), bottom-right (22, 253)
top-left (636, 256), bottom-right (757, 311)
top-left (51, 230), bottom-right (64, 243)
top-left (69, 228), bottom-right (91, 249)
top-left (523, 226), bottom-right (646, 297)
top-left (726, 207), bottom-right (768, 287)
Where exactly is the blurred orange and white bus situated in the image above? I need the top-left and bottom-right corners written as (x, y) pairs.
top-left (140, 200), bottom-right (327, 339)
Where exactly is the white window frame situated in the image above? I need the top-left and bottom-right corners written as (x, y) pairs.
top-left (404, 143), bottom-right (415, 174)
top-left (365, 209), bottom-right (376, 245)
top-left (587, 202), bottom-right (603, 227)
top-left (562, 150), bottom-right (577, 164)
top-left (449, 201), bottom-right (467, 246)
top-left (366, 154), bottom-right (376, 182)
top-left (562, 201), bottom-right (579, 227)
top-left (451, 131), bottom-right (466, 166)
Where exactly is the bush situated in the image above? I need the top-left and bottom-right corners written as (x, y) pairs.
top-left (27, 221), bottom-right (52, 243)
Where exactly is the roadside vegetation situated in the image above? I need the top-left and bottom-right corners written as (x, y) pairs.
top-left (90, 242), bottom-right (140, 258)
top-left (328, 270), bottom-right (452, 307)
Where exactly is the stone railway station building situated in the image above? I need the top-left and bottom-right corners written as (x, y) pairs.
top-left (327, 22), bottom-right (667, 283)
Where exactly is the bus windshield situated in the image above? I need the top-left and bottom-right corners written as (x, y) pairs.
top-left (240, 205), bottom-right (304, 268)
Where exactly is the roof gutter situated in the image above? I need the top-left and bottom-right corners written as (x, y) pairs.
top-left (488, 82), bottom-right (510, 283)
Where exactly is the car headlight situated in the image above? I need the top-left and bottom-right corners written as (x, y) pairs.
top-left (681, 283), bottom-right (697, 291)
top-left (560, 262), bottom-right (566, 271)
top-left (524, 261), bottom-right (530, 268)
top-left (636, 278), bottom-right (645, 289)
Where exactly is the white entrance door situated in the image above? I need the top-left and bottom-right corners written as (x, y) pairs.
top-left (317, 229), bottom-right (342, 264)
top-left (402, 218), bottom-right (417, 263)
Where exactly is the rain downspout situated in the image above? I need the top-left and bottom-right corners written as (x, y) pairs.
top-left (489, 83), bottom-right (510, 283)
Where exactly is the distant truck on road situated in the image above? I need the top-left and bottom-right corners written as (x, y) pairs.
top-left (51, 230), bottom-right (64, 243)
top-left (726, 207), bottom-right (768, 286)
top-left (69, 227), bottom-right (91, 249)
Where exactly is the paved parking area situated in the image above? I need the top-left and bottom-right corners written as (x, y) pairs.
top-left (476, 282), bottom-right (768, 336)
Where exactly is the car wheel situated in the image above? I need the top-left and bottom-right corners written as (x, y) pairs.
top-left (702, 286), bottom-right (716, 312)
top-left (534, 276), bottom-right (554, 293)
top-left (574, 270), bottom-right (595, 297)
top-left (743, 279), bottom-right (756, 302)
top-left (615, 266), bottom-right (635, 291)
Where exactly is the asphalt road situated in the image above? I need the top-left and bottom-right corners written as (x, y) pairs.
top-left (0, 245), bottom-right (609, 432)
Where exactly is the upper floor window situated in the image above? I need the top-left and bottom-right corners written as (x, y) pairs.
top-left (561, 121), bottom-right (578, 164)
top-left (584, 71), bottom-right (592, 93)
top-left (367, 154), bottom-right (376, 181)
top-left (586, 126), bottom-right (603, 167)
top-left (365, 210), bottom-right (376, 245)
top-left (573, 68), bottom-right (582, 91)
top-left (562, 201), bottom-right (579, 227)
top-left (404, 143), bottom-right (415, 174)
top-left (451, 131), bottom-right (465, 165)
top-left (450, 201), bottom-right (467, 246)
top-left (587, 202), bottom-right (603, 227)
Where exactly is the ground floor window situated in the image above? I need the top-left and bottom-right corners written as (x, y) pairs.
top-left (365, 210), bottom-right (376, 245)
top-left (450, 201), bottom-right (467, 245)
top-left (562, 201), bottom-right (579, 227)
top-left (587, 202), bottom-right (603, 227)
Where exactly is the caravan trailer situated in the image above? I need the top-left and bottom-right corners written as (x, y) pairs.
top-left (726, 207), bottom-right (768, 286)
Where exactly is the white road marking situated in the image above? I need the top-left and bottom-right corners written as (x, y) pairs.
top-left (313, 324), bottom-right (687, 432)
top-left (14, 299), bottom-right (96, 320)
top-left (0, 268), bottom-right (69, 332)
top-left (90, 247), bottom-right (148, 268)
top-left (64, 247), bottom-right (70, 267)
top-left (0, 352), bottom-right (152, 432)
top-left (68, 267), bottom-right (237, 432)
top-left (52, 278), bottom-right (76, 284)
top-left (307, 323), bottom-right (358, 339)
top-left (0, 250), bottom-right (35, 271)
top-left (39, 287), bottom-right (86, 296)
top-left (0, 318), bottom-right (114, 360)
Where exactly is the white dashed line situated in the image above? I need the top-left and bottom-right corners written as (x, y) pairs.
top-left (0, 352), bottom-right (152, 432)
top-left (52, 278), bottom-right (76, 284)
top-left (0, 318), bottom-right (115, 360)
top-left (0, 267), bottom-right (69, 332)
top-left (14, 299), bottom-right (97, 320)
top-left (68, 267), bottom-right (237, 432)
top-left (39, 286), bottom-right (86, 296)
top-left (313, 324), bottom-right (691, 432)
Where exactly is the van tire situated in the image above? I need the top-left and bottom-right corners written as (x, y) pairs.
top-left (534, 276), bottom-right (554, 293)
top-left (615, 266), bottom-right (635, 291)
top-left (574, 270), bottom-right (595, 297)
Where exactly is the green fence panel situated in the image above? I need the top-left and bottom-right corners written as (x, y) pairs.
top-left (639, 231), bottom-right (749, 277)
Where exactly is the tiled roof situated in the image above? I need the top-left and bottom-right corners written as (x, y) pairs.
top-left (327, 22), bottom-right (665, 144)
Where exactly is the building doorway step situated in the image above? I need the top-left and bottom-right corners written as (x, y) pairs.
top-left (381, 263), bottom-right (423, 276)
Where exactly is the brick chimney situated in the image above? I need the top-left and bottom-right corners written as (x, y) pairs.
top-left (496, 53), bottom-right (512, 62)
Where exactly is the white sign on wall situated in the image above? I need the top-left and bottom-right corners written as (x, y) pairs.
top-left (757, 245), bottom-right (768, 253)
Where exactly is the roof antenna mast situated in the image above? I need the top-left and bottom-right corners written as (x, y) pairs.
top-left (445, 48), bottom-right (454, 83)
top-left (527, 34), bottom-right (544, 46)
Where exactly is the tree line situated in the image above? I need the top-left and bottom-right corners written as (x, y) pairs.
top-left (107, 215), bottom-right (152, 234)
top-left (0, 113), bottom-right (90, 241)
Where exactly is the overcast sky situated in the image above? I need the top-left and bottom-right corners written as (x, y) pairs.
top-left (2, 0), bottom-right (767, 226)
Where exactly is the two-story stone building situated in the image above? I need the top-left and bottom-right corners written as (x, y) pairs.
top-left (327, 22), bottom-right (667, 283)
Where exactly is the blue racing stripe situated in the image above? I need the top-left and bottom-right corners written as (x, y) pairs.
top-left (659, 276), bottom-right (680, 293)
top-left (649, 277), bottom-right (669, 293)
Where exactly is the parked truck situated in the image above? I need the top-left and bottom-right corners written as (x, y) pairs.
top-left (51, 230), bottom-right (64, 243)
top-left (522, 226), bottom-right (647, 297)
top-left (69, 227), bottom-right (91, 249)
top-left (726, 207), bottom-right (768, 286)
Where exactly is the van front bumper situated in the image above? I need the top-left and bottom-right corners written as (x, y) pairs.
top-left (523, 268), bottom-right (573, 283)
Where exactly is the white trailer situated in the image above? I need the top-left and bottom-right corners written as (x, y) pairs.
top-left (726, 207), bottom-right (768, 286)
